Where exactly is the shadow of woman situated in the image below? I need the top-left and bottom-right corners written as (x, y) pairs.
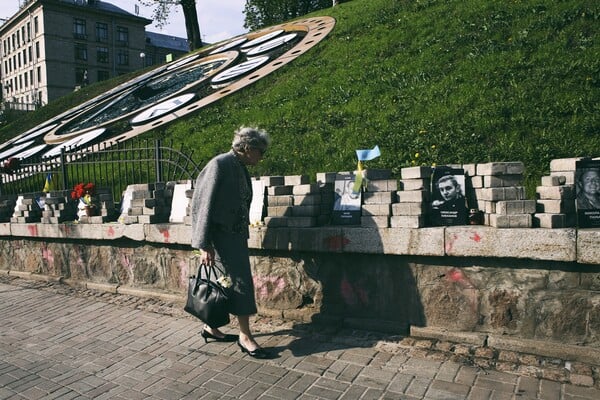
top-left (252, 232), bottom-right (426, 358)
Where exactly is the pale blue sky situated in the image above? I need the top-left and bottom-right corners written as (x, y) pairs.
top-left (0, 0), bottom-right (248, 43)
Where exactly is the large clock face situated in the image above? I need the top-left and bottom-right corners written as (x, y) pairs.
top-left (0, 17), bottom-right (335, 162)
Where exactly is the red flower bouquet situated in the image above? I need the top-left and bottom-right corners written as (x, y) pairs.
top-left (71, 182), bottom-right (96, 204)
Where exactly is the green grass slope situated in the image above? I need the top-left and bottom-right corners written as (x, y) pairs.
top-left (2, 0), bottom-right (598, 193)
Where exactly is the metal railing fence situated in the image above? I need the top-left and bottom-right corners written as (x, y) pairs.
top-left (0, 138), bottom-right (202, 203)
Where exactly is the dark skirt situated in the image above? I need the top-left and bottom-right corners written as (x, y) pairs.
top-left (212, 229), bottom-right (258, 316)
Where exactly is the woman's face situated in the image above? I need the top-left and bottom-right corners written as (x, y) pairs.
top-left (242, 146), bottom-right (266, 166)
top-left (581, 170), bottom-right (600, 195)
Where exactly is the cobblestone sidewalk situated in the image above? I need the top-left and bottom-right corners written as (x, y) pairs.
top-left (1, 275), bottom-right (599, 399)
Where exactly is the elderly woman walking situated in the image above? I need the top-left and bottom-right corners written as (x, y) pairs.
top-left (190, 126), bottom-right (270, 359)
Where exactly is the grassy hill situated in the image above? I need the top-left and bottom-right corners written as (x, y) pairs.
top-left (1, 0), bottom-right (598, 194)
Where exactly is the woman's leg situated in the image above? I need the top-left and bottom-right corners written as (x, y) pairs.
top-left (237, 315), bottom-right (260, 351)
top-left (203, 325), bottom-right (227, 337)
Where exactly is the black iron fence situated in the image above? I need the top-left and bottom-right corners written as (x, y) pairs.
top-left (0, 138), bottom-right (202, 203)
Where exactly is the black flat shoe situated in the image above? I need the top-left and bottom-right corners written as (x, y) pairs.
top-left (201, 329), bottom-right (238, 343)
top-left (237, 340), bottom-right (270, 359)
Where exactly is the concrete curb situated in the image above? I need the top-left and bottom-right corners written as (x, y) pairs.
top-left (411, 325), bottom-right (600, 367)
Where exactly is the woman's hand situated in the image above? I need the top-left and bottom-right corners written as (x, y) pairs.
top-left (201, 247), bottom-right (215, 265)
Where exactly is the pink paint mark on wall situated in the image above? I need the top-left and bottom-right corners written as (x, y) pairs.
top-left (27, 225), bottom-right (38, 237)
top-left (340, 276), bottom-right (369, 306)
top-left (180, 260), bottom-right (189, 288)
top-left (447, 267), bottom-right (476, 290)
top-left (120, 253), bottom-right (134, 279)
top-left (470, 232), bottom-right (482, 242)
top-left (107, 226), bottom-right (115, 237)
top-left (253, 275), bottom-right (286, 300)
top-left (323, 235), bottom-right (350, 251)
top-left (41, 244), bottom-right (54, 264)
top-left (445, 233), bottom-right (457, 253)
top-left (158, 227), bottom-right (170, 243)
top-left (446, 267), bottom-right (478, 311)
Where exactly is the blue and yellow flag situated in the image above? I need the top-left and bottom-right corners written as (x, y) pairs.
top-left (42, 173), bottom-right (53, 193)
top-left (353, 145), bottom-right (381, 193)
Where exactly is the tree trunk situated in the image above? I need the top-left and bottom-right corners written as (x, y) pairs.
top-left (180, 0), bottom-right (202, 50)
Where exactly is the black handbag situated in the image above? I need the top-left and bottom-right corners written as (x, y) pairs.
top-left (184, 262), bottom-right (231, 328)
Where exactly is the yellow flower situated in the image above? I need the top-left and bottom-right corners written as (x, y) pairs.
top-left (414, 152), bottom-right (420, 158)
top-left (217, 275), bottom-right (232, 288)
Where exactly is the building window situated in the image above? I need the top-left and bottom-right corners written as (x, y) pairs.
top-left (117, 50), bottom-right (128, 65)
top-left (37, 66), bottom-right (41, 83)
top-left (98, 70), bottom-right (109, 81)
top-left (22, 49), bottom-right (27, 65)
top-left (97, 46), bottom-right (108, 63)
top-left (116, 27), bottom-right (128, 46)
top-left (96, 22), bottom-right (108, 42)
top-left (34, 17), bottom-right (38, 35)
top-left (75, 44), bottom-right (88, 61)
top-left (28, 46), bottom-right (32, 62)
top-left (27, 22), bottom-right (31, 42)
top-left (35, 41), bottom-right (40, 59)
top-left (73, 18), bottom-right (87, 40)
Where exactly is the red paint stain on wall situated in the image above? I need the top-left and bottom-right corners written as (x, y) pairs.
top-left (158, 227), bottom-right (170, 243)
top-left (27, 225), bottom-right (38, 237)
top-left (107, 226), bottom-right (115, 237)
top-left (470, 232), bottom-right (482, 242)
top-left (323, 235), bottom-right (350, 251)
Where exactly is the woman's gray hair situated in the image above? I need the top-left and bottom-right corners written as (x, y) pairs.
top-left (232, 126), bottom-right (270, 152)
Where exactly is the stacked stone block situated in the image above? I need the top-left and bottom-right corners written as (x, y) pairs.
top-left (472, 162), bottom-right (533, 228)
top-left (184, 188), bottom-right (194, 225)
top-left (549, 157), bottom-right (580, 185)
top-left (361, 169), bottom-right (396, 228)
top-left (533, 158), bottom-right (579, 228)
top-left (391, 166), bottom-right (431, 228)
top-left (41, 190), bottom-right (77, 223)
top-left (0, 195), bottom-right (17, 222)
top-left (119, 183), bottom-right (173, 224)
top-left (264, 174), bottom-right (334, 227)
top-left (11, 192), bottom-right (44, 223)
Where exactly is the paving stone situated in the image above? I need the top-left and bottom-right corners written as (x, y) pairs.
top-left (1, 276), bottom-right (600, 400)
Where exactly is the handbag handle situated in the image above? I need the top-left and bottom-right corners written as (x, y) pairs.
top-left (196, 262), bottom-right (223, 281)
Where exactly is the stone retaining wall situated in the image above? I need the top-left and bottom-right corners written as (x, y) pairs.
top-left (0, 222), bottom-right (598, 367)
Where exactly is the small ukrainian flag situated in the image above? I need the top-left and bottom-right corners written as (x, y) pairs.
top-left (42, 173), bottom-right (53, 193)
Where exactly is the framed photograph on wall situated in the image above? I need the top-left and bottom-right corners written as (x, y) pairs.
top-left (429, 166), bottom-right (468, 226)
top-left (575, 159), bottom-right (600, 228)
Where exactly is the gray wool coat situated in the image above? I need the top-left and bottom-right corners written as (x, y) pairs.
top-left (190, 150), bottom-right (252, 250)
